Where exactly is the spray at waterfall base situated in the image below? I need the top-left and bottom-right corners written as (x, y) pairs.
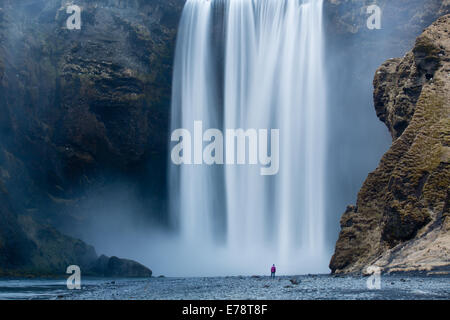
top-left (164, 0), bottom-right (330, 276)
top-left (166, 119), bottom-right (330, 276)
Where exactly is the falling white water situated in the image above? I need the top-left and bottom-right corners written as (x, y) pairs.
top-left (169, 0), bottom-right (328, 276)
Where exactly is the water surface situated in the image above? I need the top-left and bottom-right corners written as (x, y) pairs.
top-left (1, 275), bottom-right (448, 300)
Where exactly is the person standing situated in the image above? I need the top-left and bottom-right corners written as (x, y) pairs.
top-left (271, 264), bottom-right (276, 278)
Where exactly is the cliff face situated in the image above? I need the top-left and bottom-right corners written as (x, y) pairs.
top-left (0, 0), bottom-right (183, 276)
top-left (322, 0), bottom-right (450, 247)
top-left (0, 0), bottom-right (183, 227)
top-left (330, 15), bottom-right (450, 274)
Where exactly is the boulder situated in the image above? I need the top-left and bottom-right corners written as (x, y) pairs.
top-left (89, 255), bottom-right (152, 278)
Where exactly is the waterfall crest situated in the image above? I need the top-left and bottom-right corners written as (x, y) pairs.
top-left (170, 0), bottom-right (328, 275)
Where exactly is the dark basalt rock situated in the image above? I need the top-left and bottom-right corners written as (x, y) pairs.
top-left (89, 255), bottom-right (152, 278)
top-left (0, 185), bottom-right (98, 276)
top-left (0, 0), bottom-right (184, 225)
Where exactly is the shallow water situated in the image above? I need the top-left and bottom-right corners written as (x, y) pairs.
top-left (0, 278), bottom-right (111, 300)
top-left (1, 275), bottom-right (448, 300)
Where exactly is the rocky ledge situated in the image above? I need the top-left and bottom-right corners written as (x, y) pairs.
top-left (330, 14), bottom-right (450, 275)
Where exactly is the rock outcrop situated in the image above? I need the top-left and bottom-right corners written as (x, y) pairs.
top-left (330, 15), bottom-right (450, 274)
top-left (89, 255), bottom-right (152, 278)
top-left (1, 179), bottom-right (153, 277)
top-left (1, 184), bottom-right (154, 277)
top-left (323, 0), bottom-right (449, 247)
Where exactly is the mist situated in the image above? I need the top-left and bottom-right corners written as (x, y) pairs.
top-left (0, 0), bottom-right (443, 278)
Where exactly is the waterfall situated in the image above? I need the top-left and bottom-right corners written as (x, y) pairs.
top-left (170, 0), bottom-right (328, 275)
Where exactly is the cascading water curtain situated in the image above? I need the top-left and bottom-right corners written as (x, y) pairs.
top-left (170, 0), bottom-right (328, 275)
